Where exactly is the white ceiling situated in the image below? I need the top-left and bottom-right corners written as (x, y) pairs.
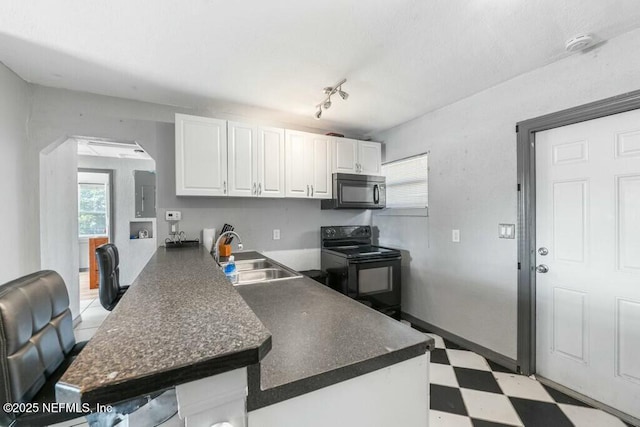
top-left (1, 1), bottom-right (640, 136)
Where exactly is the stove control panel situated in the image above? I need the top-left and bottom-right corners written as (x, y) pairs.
top-left (321, 225), bottom-right (371, 240)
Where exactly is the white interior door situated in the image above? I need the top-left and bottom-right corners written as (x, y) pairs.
top-left (535, 108), bottom-right (640, 419)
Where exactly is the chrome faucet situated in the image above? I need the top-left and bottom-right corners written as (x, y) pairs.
top-left (213, 231), bottom-right (244, 263)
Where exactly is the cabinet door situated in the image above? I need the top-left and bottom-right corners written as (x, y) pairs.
top-left (175, 114), bottom-right (228, 196)
top-left (333, 138), bottom-right (358, 174)
top-left (228, 121), bottom-right (258, 197)
top-left (285, 130), bottom-right (312, 198)
top-left (310, 135), bottom-right (332, 199)
top-left (257, 126), bottom-right (285, 198)
top-left (358, 141), bottom-right (382, 176)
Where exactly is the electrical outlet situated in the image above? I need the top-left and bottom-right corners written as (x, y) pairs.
top-left (273, 229), bottom-right (281, 240)
top-left (452, 229), bottom-right (460, 243)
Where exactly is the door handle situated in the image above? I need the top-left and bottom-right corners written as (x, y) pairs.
top-left (311, 185), bottom-right (314, 197)
top-left (538, 247), bottom-right (549, 256)
top-left (258, 183), bottom-right (262, 195)
top-left (373, 184), bottom-right (379, 204)
top-left (536, 264), bottom-right (549, 273)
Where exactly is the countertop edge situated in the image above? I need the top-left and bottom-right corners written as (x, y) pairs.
top-left (78, 337), bottom-right (271, 405)
top-left (246, 340), bottom-right (430, 411)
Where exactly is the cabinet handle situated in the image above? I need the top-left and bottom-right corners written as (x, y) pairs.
top-left (307, 185), bottom-right (310, 196)
top-left (253, 182), bottom-right (256, 195)
top-left (258, 183), bottom-right (262, 195)
top-left (223, 181), bottom-right (227, 194)
top-left (311, 185), bottom-right (314, 197)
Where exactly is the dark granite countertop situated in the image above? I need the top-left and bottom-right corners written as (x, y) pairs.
top-left (236, 272), bottom-right (432, 410)
top-left (56, 246), bottom-right (272, 405)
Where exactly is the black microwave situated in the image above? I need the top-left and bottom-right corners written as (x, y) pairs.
top-left (321, 173), bottom-right (386, 210)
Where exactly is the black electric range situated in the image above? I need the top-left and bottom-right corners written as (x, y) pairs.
top-left (320, 226), bottom-right (402, 319)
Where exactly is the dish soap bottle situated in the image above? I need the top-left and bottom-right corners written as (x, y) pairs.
top-left (224, 255), bottom-right (238, 284)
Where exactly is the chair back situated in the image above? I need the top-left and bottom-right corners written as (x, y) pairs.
top-left (0, 270), bottom-right (76, 423)
top-left (96, 243), bottom-right (121, 311)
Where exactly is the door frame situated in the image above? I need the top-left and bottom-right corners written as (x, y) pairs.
top-left (516, 89), bottom-right (640, 375)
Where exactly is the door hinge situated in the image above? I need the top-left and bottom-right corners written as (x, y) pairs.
top-left (517, 262), bottom-right (521, 270)
top-left (517, 183), bottom-right (521, 191)
top-left (515, 124), bottom-right (519, 133)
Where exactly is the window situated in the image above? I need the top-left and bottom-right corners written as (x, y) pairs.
top-left (381, 154), bottom-right (428, 210)
top-left (78, 182), bottom-right (109, 237)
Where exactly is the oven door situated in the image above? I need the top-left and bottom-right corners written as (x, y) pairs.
top-left (347, 257), bottom-right (401, 311)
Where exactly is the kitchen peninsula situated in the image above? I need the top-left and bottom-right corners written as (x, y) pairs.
top-left (56, 247), bottom-right (432, 427)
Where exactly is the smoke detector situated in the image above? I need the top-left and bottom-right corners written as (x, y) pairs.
top-left (565, 34), bottom-right (594, 52)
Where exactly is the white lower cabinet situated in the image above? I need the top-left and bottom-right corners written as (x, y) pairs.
top-left (248, 354), bottom-right (429, 427)
top-left (285, 130), bottom-right (332, 199)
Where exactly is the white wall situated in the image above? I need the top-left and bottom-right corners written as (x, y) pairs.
top-left (78, 155), bottom-right (157, 286)
top-left (371, 28), bottom-right (640, 359)
top-left (0, 63), bottom-right (38, 284)
top-left (40, 139), bottom-right (80, 317)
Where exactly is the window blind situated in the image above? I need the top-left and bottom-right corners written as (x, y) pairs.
top-left (382, 154), bottom-right (428, 209)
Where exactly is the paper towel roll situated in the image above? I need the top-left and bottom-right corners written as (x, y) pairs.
top-left (202, 228), bottom-right (217, 252)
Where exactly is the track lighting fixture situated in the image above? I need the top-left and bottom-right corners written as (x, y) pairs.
top-left (314, 78), bottom-right (348, 119)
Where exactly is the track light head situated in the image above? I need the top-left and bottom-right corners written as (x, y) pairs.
top-left (313, 78), bottom-right (347, 119)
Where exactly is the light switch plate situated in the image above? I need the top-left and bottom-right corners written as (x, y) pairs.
top-left (499, 223), bottom-right (515, 239)
top-left (452, 229), bottom-right (460, 243)
top-left (273, 229), bottom-right (280, 240)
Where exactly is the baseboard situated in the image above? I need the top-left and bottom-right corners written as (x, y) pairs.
top-left (536, 376), bottom-right (639, 427)
top-left (401, 312), bottom-right (518, 373)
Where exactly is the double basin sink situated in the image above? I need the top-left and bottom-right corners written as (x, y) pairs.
top-left (219, 257), bottom-right (302, 285)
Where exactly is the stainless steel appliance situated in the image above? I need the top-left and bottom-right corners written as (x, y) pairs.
top-left (321, 173), bottom-right (386, 210)
top-left (320, 225), bottom-right (401, 318)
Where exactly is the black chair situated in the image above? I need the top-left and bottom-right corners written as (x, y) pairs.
top-left (0, 270), bottom-right (88, 426)
top-left (96, 243), bottom-right (129, 311)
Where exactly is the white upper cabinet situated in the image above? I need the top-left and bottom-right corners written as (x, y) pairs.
top-left (358, 141), bottom-right (382, 175)
top-left (227, 121), bottom-right (258, 197)
top-left (175, 114), bottom-right (228, 196)
top-left (333, 138), bottom-right (358, 174)
top-left (332, 138), bottom-right (382, 175)
top-left (309, 134), bottom-right (332, 199)
top-left (285, 130), bottom-right (332, 199)
top-left (257, 126), bottom-right (285, 198)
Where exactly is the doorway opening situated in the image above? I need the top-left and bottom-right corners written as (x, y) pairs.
top-left (77, 169), bottom-right (114, 304)
top-left (516, 89), bottom-right (640, 425)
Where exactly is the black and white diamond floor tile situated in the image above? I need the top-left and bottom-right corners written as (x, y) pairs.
top-left (422, 332), bottom-right (631, 427)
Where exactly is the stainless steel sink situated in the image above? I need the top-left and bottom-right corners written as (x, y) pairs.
top-left (236, 268), bottom-right (298, 285)
top-left (235, 259), bottom-right (274, 271)
top-left (219, 256), bottom-right (302, 285)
